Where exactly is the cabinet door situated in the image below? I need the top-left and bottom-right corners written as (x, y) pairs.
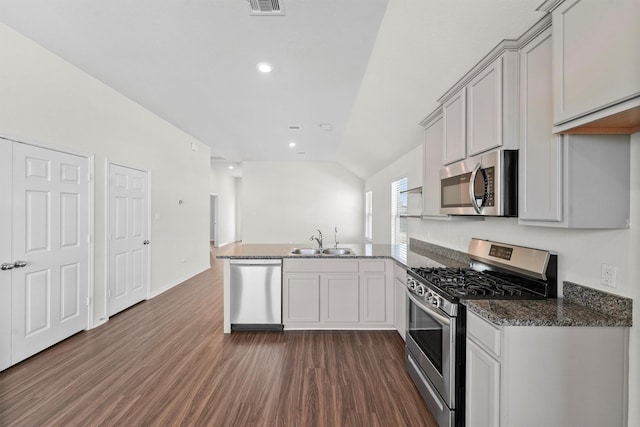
top-left (553, 0), bottom-right (640, 124)
top-left (442, 88), bottom-right (466, 165)
top-left (466, 339), bottom-right (501, 427)
top-left (467, 58), bottom-right (502, 156)
top-left (393, 278), bottom-right (406, 340)
top-left (283, 273), bottom-right (320, 322)
top-left (321, 274), bottom-right (359, 323)
top-left (422, 114), bottom-right (446, 217)
top-left (519, 27), bottom-right (563, 222)
top-left (361, 274), bottom-right (386, 323)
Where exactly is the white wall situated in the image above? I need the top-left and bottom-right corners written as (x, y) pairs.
top-left (242, 161), bottom-right (364, 244)
top-left (365, 144), bottom-right (422, 244)
top-left (210, 167), bottom-right (240, 246)
top-left (366, 133), bottom-right (640, 426)
top-left (0, 23), bottom-right (211, 322)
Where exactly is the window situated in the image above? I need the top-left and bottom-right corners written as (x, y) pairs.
top-left (365, 190), bottom-right (373, 242)
top-left (391, 177), bottom-right (408, 245)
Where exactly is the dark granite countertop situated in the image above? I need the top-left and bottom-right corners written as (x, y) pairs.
top-left (215, 243), bottom-right (404, 260)
top-left (464, 297), bottom-right (631, 327)
top-left (217, 240), bottom-right (632, 328)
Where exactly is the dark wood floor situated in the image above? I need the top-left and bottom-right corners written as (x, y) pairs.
top-left (0, 244), bottom-right (437, 426)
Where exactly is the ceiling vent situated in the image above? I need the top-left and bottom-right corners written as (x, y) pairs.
top-left (248, 0), bottom-right (284, 16)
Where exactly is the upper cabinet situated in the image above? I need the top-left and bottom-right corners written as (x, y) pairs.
top-left (420, 108), bottom-right (446, 217)
top-left (519, 17), bottom-right (631, 229)
top-left (439, 44), bottom-right (520, 165)
top-left (467, 52), bottom-right (519, 157)
top-left (442, 89), bottom-right (466, 165)
top-left (538, 0), bottom-right (640, 134)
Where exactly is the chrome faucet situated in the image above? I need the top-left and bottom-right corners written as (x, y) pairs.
top-left (310, 229), bottom-right (323, 250)
top-left (334, 226), bottom-right (339, 249)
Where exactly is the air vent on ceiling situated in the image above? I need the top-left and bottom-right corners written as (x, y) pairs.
top-left (210, 155), bottom-right (226, 161)
top-left (248, 0), bottom-right (284, 16)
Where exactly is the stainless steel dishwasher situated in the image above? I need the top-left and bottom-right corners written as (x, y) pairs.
top-left (229, 259), bottom-right (282, 331)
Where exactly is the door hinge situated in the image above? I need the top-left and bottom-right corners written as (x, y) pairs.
top-left (86, 296), bottom-right (92, 306)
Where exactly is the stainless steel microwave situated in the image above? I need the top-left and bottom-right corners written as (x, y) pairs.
top-left (440, 150), bottom-right (518, 216)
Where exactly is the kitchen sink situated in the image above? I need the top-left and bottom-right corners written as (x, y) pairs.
top-left (322, 248), bottom-right (354, 255)
top-left (290, 248), bottom-right (322, 255)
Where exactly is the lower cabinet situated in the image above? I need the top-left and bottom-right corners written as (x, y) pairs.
top-left (466, 310), bottom-right (628, 427)
top-left (282, 273), bottom-right (320, 323)
top-left (393, 262), bottom-right (407, 340)
top-left (283, 259), bottom-right (393, 329)
top-left (321, 274), bottom-right (359, 323)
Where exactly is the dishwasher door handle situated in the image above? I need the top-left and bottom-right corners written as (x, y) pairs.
top-left (229, 260), bottom-right (282, 267)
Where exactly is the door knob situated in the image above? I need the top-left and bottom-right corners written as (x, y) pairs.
top-left (13, 260), bottom-right (28, 268)
top-left (1, 263), bottom-right (14, 271)
top-left (143, 240), bottom-right (150, 245)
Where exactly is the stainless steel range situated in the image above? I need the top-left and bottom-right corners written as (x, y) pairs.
top-left (405, 238), bottom-right (557, 427)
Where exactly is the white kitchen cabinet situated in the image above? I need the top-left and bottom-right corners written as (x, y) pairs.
top-left (442, 88), bottom-right (466, 165)
top-left (283, 273), bottom-right (320, 323)
top-left (393, 263), bottom-right (407, 340)
top-left (543, 0), bottom-right (640, 130)
top-left (519, 133), bottom-right (630, 228)
top-left (519, 25), bottom-right (563, 222)
top-left (518, 20), bottom-right (631, 229)
top-left (420, 108), bottom-right (446, 217)
top-left (321, 275), bottom-right (359, 323)
top-left (439, 42), bottom-right (520, 166)
top-left (466, 52), bottom-right (518, 157)
top-left (466, 339), bottom-right (500, 427)
top-left (283, 259), bottom-right (393, 330)
top-left (361, 274), bottom-right (386, 323)
top-left (466, 310), bottom-right (629, 427)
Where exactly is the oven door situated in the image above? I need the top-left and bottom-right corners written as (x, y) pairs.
top-left (406, 292), bottom-right (456, 408)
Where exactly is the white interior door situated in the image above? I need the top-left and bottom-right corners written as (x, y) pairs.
top-left (0, 139), bottom-right (13, 371)
top-left (10, 142), bottom-right (90, 365)
top-left (108, 163), bottom-right (149, 316)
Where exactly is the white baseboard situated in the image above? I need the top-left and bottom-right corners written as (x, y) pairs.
top-left (148, 264), bottom-right (211, 299)
top-left (88, 317), bottom-right (109, 330)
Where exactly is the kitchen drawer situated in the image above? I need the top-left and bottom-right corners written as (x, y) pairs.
top-left (283, 259), bottom-right (359, 273)
top-left (359, 260), bottom-right (386, 273)
top-left (467, 311), bottom-right (501, 359)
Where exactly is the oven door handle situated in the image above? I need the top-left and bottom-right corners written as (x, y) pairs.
top-left (408, 292), bottom-right (451, 326)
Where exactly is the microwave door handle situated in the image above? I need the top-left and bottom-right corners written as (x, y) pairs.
top-left (468, 162), bottom-right (482, 214)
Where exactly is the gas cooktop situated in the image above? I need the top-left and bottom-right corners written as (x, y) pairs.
top-left (408, 267), bottom-right (547, 300)
top-left (407, 239), bottom-right (557, 304)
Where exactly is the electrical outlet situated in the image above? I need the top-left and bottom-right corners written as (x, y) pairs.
top-left (601, 263), bottom-right (617, 288)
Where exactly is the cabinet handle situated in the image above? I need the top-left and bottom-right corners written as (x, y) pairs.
top-left (143, 240), bottom-right (150, 245)
top-left (1, 263), bottom-right (14, 271)
top-left (13, 260), bottom-right (28, 268)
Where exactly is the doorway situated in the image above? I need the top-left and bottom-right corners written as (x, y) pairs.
top-left (1, 137), bottom-right (91, 371)
top-left (210, 194), bottom-right (219, 247)
top-left (107, 163), bottom-right (150, 317)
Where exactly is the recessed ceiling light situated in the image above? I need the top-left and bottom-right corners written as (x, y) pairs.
top-left (257, 62), bottom-right (272, 73)
top-left (289, 142), bottom-right (296, 147)
top-left (228, 165), bottom-right (234, 170)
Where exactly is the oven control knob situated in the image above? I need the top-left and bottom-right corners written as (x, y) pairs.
top-left (430, 295), bottom-right (441, 308)
top-left (416, 285), bottom-right (426, 296)
top-left (407, 278), bottom-right (416, 290)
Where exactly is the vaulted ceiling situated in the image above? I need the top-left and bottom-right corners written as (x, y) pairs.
top-left (0, 0), bottom-right (544, 179)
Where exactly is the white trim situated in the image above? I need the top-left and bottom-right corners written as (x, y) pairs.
top-left (103, 159), bottom-right (110, 321)
top-left (86, 155), bottom-right (96, 329)
top-left (147, 264), bottom-right (210, 299)
top-left (88, 317), bottom-right (109, 330)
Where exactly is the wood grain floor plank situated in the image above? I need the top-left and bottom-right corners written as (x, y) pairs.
top-left (0, 244), bottom-right (437, 426)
